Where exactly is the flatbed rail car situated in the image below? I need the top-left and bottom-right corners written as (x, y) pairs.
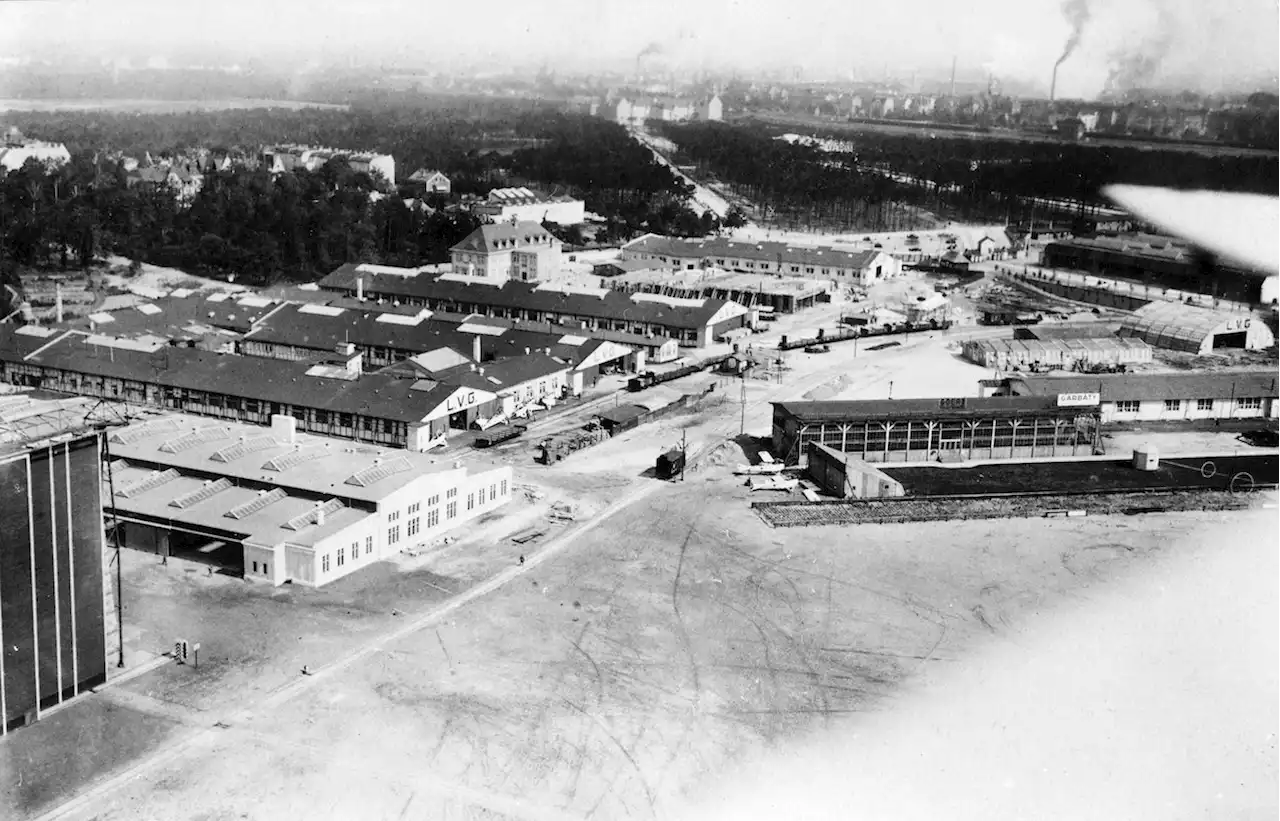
top-left (778, 320), bottom-right (953, 351)
top-left (474, 424), bottom-right (528, 448)
top-left (627, 353), bottom-right (733, 392)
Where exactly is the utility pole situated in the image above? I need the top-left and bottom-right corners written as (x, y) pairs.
top-left (680, 428), bottom-right (688, 482)
top-left (740, 372), bottom-right (748, 436)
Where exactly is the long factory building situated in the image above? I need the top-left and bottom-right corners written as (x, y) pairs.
top-left (772, 396), bottom-right (1103, 467)
top-left (105, 413), bottom-right (511, 588)
top-left (773, 368), bottom-right (1280, 467)
top-left (0, 324), bottom-right (570, 451)
top-left (316, 263), bottom-right (751, 347)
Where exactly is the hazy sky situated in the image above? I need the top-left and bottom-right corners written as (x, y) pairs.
top-left (0, 0), bottom-right (1276, 95)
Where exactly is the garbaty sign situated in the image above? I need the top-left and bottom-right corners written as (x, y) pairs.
top-left (1057, 392), bottom-right (1101, 407)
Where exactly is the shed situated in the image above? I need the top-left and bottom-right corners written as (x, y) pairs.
top-left (806, 443), bottom-right (906, 498)
top-left (595, 404), bottom-right (648, 434)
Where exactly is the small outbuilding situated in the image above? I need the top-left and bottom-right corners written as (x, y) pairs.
top-left (806, 443), bottom-right (906, 498)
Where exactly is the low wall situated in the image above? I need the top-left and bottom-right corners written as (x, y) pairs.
top-left (753, 487), bottom-right (1266, 527)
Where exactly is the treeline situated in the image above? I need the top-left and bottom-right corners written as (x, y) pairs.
top-left (660, 121), bottom-right (1279, 229)
top-left (656, 123), bottom-right (931, 231)
top-left (0, 155), bottom-right (483, 286)
top-left (6, 104), bottom-right (709, 237)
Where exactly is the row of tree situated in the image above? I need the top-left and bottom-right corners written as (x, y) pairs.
top-left (658, 121), bottom-right (1279, 229)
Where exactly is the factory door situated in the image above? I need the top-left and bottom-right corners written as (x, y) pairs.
top-left (449, 410), bottom-right (469, 430)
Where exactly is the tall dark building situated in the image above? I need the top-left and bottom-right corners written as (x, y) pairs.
top-left (0, 406), bottom-right (111, 734)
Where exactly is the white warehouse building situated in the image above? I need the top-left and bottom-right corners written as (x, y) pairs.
top-left (106, 413), bottom-right (511, 588)
top-left (994, 369), bottom-right (1279, 424)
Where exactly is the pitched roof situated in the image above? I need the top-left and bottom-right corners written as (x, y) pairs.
top-left (622, 234), bottom-right (887, 271)
top-left (1009, 370), bottom-right (1280, 402)
top-left (0, 327), bottom-right (457, 425)
top-left (451, 221), bottom-right (556, 254)
top-left (773, 395), bottom-right (1073, 423)
top-left (315, 268), bottom-right (741, 331)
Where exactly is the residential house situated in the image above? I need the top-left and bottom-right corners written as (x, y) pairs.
top-left (408, 169), bottom-right (452, 194)
top-left (697, 95), bottom-right (723, 121)
top-left (0, 127), bottom-right (71, 174)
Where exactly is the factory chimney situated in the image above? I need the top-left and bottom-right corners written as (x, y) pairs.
top-left (55, 283), bottom-right (63, 324)
top-left (356, 276), bottom-right (364, 301)
top-left (1050, 64), bottom-right (1059, 102)
top-left (472, 334), bottom-right (481, 363)
top-left (949, 56), bottom-right (957, 98)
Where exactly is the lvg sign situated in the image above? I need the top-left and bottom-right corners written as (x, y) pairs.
top-left (446, 389), bottom-right (482, 413)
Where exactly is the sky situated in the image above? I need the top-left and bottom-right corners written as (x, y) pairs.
top-left (0, 0), bottom-right (1276, 96)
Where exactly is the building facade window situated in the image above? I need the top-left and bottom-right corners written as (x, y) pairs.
top-left (501, 480), bottom-right (508, 496)
top-left (388, 510), bottom-right (400, 522)
top-left (447, 488), bottom-right (457, 499)
top-left (428, 494), bottom-right (440, 506)
top-left (366, 536), bottom-right (373, 555)
top-left (1116, 400), bottom-right (1140, 413)
top-left (447, 501), bottom-right (457, 519)
top-left (1164, 399), bottom-right (1182, 411)
top-left (1196, 398), bottom-right (1214, 411)
top-left (408, 502), bottom-right (420, 515)
top-left (1238, 397), bottom-right (1262, 410)
top-left (408, 517), bottom-right (420, 537)
top-left (427, 508), bottom-right (439, 527)
top-left (388, 525), bottom-right (401, 544)
top-left (490, 484), bottom-right (497, 501)
top-left (322, 554), bottom-right (330, 573)
top-left (352, 541), bottom-right (359, 561)
top-left (337, 548), bottom-right (345, 567)
top-left (467, 493), bottom-right (475, 511)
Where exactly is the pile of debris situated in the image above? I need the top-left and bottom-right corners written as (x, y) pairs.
top-left (548, 501), bottom-right (577, 522)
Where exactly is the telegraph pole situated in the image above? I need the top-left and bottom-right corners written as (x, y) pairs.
top-left (680, 428), bottom-right (688, 482)
top-left (740, 372), bottom-right (748, 436)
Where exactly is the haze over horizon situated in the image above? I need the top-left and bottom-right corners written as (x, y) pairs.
top-left (0, 0), bottom-right (1276, 98)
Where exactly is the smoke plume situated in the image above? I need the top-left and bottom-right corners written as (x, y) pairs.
top-left (1056, 0), bottom-right (1092, 67)
top-left (636, 42), bottom-right (663, 61)
top-left (1104, 2), bottom-right (1180, 95)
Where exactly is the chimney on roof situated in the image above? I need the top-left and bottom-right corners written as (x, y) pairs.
top-left (472, 335), bottom-right (481, 363)
top-left (315, 500), bottom-right (326, 527)
top-left (55, 283), bottom-right (64, 324)
top-left (525, 347), bottom-right (530, 356)
top-left (356, 276), bottom-right (365, 300)
top-left (544, 347), bottom-right (551, 355)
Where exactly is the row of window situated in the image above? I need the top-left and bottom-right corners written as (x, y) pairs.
top-left (320, 536), bottom-right (376, 574)
top-left (1115, 398), bottom-right (1263, 413)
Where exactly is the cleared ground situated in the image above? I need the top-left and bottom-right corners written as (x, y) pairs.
top-left (5, 313), bottom-right (1274, 820)
top-left (9, 468), bottom-right (1275, 820)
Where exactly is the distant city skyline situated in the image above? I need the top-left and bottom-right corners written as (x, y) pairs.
top-left (0, 0), bottom-right (1276, 97)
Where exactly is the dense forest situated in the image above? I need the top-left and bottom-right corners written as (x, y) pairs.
top-left (0, 104), bottom-right (714, 286)
top-left (0, 155), bottom-right (486, 285)
top-left (658, 121), bottom-right (1280, 230)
